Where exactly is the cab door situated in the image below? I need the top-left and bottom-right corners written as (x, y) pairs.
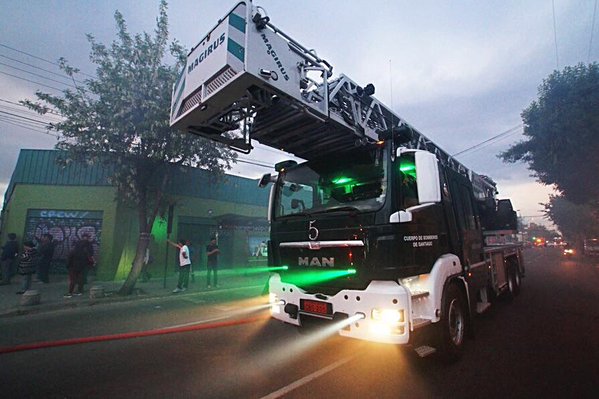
top-left (447, 171), bottom-right (484, 267)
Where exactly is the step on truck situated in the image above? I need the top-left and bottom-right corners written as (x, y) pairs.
top-left (170, 1), bottom-right (525, 360)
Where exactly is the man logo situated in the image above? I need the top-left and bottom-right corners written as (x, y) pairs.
top-left (298, 257), bottom-right (335, 267)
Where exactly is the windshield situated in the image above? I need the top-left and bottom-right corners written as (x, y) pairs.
top-left (275, 147), bottom-right (387, 218)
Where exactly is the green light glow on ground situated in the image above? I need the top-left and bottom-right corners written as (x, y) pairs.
top-left (216, 266), bottom-right (288, 276)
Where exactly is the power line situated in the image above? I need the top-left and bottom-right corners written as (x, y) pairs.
top-left (0, 98), bottom-right (63, 117)
top-left (0, 117), bottom-right (60, 138)
top-left (0, 105), bottom-right (62, 124)
top-left (0, 54), bottom-right (84, 84)
top-left (0, 61), bottom-right (77, 88)
top-left (0, 109), bottom-right (56, 127)
top-left (590, 0), bottom-right (598, 64)
top-left (0, 115), bottom-right (50, 132)
top-left (452, 124), bottom-right (523, 157)
top-left (0, 43), bottom-right (95, 78)
top-left (0, 70), bottom-right (64, 91)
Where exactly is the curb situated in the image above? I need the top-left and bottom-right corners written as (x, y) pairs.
top-left (0, 283), bottom-right (267, 319)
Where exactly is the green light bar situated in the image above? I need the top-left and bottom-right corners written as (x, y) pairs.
top-left (332, 177), bottom-right (353, 185)
top-left (284, 268), bottom-right (357, 285)
top-left (399, 164), bottom-right (416, 173)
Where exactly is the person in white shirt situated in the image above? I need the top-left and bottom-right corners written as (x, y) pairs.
top-left (172, 239), bottom-right (191, 293)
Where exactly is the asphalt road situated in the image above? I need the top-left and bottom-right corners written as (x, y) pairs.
top-left (0, 248), bottom-right (597, 399)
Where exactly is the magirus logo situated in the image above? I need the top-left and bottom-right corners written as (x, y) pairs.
top-left (298, 257), bottom-right (335, 267)
top-left (187, 33), bottom-right (226, 74)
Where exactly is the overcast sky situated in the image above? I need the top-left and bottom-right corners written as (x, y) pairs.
top-left (1, 0), bottom-right (598, 225)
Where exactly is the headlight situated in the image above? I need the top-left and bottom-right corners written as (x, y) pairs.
top-left (268, 293), bottom-right (284, 314)
top-left (371, 308), bottom-right (405, 324)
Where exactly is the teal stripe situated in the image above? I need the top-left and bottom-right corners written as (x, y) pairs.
top-left (227, 38), bottom-right (245, 62)
top-left (229, 13), bottom-right (246, 33)
top-left (172, 76), bottom-right (186, 116)
top-left (171, 67), bottom-right (186, 116)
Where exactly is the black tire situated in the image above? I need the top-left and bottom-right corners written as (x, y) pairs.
top-left (438, 283), bottom-right (467, 362)
top-left (505, 264), bottom-right (519, 300)
top-left (512, 264), bottom-right (521, 296)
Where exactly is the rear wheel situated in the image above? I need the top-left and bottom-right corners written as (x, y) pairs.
top-left (512, 265), bottom-right (521, 296)
top-left (506, 264), bottom-right (520, 299)
top-left (438, 283), bottom-right (467, 362)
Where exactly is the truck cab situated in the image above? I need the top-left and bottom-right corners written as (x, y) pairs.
top-left (265, 140), bottom-right (495, 347)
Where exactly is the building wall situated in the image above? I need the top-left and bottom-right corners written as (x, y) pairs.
top-left (1, 184), bottom-right (118, 280)
top-left (122, 195), bottom-right (269, 281)
top-left (1, 150), bottom-right (271, 282)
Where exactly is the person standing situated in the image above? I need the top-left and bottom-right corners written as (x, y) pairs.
top-left (172, 239), bottom-right (191, 293)
top-left (1, 233), bottom-right (19, 285)
top-left (16, 241), bottom-right (39, 294)
top-left (37, 233), bottom-right (55, 284)
top-left (64, 234), bottom-right (94, 298)
top-left (206, 237), bottom-right (220, 289)
top-left (186, 239), bottom-right (195, 283)
top-left (140, 235), bottom-right (154, 282)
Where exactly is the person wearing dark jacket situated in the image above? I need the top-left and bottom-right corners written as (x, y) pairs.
top-left (37, 233), bottom-right (55, 284)
top-left (17, 241), bottom-right (39, 294)
top-left (65, 234), bottom-right (94, 298)
top-left (1, 233), bottom-right (19, 285)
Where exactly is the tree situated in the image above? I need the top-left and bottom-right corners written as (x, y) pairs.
top-left (23, 1), bottom-right (236, 295)
top-left (525, 222), bottom-right (558, 242)
top-left (500, 63), bottom-right (599, 204)
top-left (543, 195), bottom-right (599, 245)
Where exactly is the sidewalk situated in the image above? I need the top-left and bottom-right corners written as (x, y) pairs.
top-left (0, 271), bottom-right (270, 318)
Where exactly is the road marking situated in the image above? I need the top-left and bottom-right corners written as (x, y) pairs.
top-left (259, 356), bottom-right (355, 399)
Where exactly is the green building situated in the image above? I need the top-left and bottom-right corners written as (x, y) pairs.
top-left (1, 150), bottom-right (270, 281)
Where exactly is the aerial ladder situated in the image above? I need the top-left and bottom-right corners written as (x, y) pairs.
top-left (169, 1), bottom-right (496, 202)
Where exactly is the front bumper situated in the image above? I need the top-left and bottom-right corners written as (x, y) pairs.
top-left (268, 274), bottom-right (411, 344)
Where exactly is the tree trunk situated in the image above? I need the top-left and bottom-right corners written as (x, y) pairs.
top-left (118, 172), bottom-right (168, 296)
top-left (118, 231), bottom-right (151, 295)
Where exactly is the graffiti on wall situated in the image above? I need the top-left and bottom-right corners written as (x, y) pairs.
top-left (25, 209), bottom-right (103, 272)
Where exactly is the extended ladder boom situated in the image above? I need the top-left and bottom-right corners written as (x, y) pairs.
top-left (170, 1), bottom-right (496, 199)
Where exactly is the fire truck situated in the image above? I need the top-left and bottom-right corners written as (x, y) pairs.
top-left (170, 1), bottom-right (524, 360)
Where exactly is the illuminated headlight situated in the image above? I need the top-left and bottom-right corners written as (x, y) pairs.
top-left (564, 249), bottom-right (574, 254)
top-left (268, 293), bottom-right (285, 314)
top-left (372, 308), bottom-right (405, 324)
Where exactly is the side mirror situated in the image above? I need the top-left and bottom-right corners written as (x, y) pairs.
top-left (258, 173), bottom-right (276, 188)
top-left (414, 151), bottom-right (441, 204)
top-left (291, 199), bottom-right (305, 211)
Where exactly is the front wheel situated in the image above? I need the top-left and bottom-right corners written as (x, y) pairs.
top-left (438, 283), bottom-right (467, 362)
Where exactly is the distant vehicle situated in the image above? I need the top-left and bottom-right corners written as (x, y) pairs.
top-left (562, 243), bottom-right (575, 257)
top-left (533, 237), bottom-right (547, 247)
top-left (583, 239), bottom-right (599, 256)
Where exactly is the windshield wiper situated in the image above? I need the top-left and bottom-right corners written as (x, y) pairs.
top-left (278, 211), bottom-right (312, 219)
top-left (313, 206), bottom-right (361, 214)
